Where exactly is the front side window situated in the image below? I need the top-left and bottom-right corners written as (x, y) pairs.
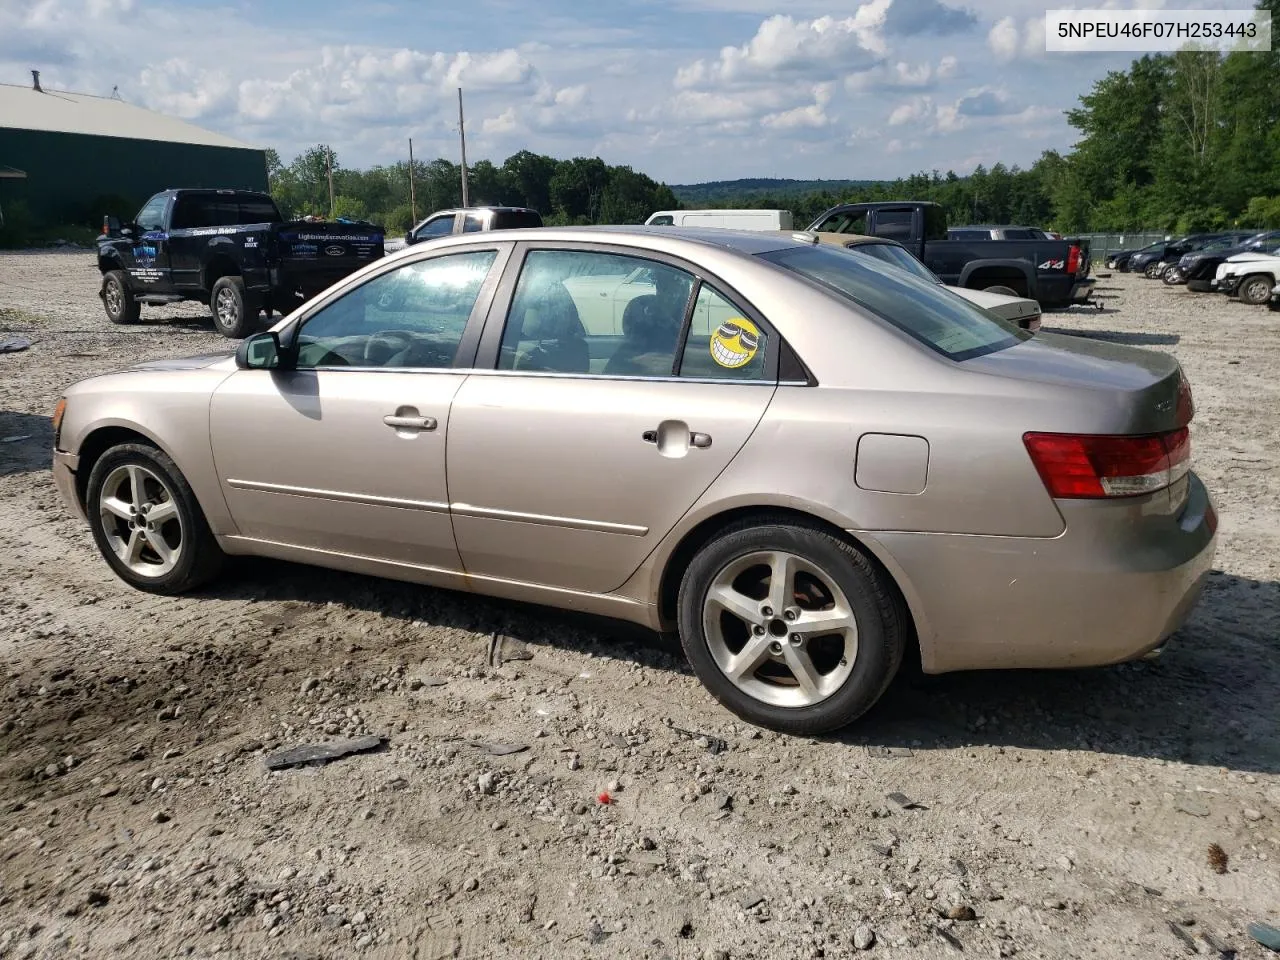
top-left (135, 196), bottom-right (168, 233)
top-left (648, 215), bottom-right (675, 226)
top-left (844, 242), bottom-right (939, 283)
top-left (814, 210), bottom-right (867, 235)
top-left (680, 285), bottom-right (769, 380)
top-left (761, 244), bottom-right (1029, 362)
top-left (462, 214), bottom-right (486, 233)
top-left (498, 250), bottom-right (694, 376)
top-left (415, 215), bottom-right (455, 240)
top-left (293, 251), bottom-right (497, 369)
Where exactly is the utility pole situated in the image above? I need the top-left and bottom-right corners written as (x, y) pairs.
top-left (326, 146), bottom-right (335, 219)
top-left (408, 137), bottom-right (417, 223)
top-left (458, 87), bottom-right (470, 207)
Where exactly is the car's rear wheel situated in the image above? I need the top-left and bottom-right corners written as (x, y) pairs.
top-left (1237, 274), bottom-right (1273, 306)
top-left (210, 276), bottom-right (258, 338)
top-left (85, 443), bottom-right (224, 594)
top-left (102, 270), bottom-right (141, 325)
top-left (677, 518), bottom-right (906, 735)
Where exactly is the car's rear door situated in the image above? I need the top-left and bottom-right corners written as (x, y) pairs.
top-left (446, 243), bottom-right (778, 594)
top-left (208, 244), bottom-right (511, 569)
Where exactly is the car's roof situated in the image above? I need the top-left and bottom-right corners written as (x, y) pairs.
top-left (426, 206), bottom-right (539, 215)
top-left (397, 224), bottom-right (810, 256)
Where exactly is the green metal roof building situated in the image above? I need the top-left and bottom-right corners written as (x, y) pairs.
top-left (0, 72), bottom-right (268, 230)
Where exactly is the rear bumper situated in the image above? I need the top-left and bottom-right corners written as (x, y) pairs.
top-left (1068, 278), bottom-right (1096, 303)
top-left (52, 450), bottom-right (85, 523)
top-left (857, 472), bottom-right (1217, 674)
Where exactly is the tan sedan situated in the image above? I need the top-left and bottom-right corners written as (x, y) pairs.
top-left (52, 227), bottom-right (1216, 733)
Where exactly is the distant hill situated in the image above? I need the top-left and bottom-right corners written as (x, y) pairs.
top-left (669, 178), bottom-right (886, 204)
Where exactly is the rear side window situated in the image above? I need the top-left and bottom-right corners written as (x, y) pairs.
top-left (491, 210), bottom-right (543, 229)
top-left (922, 205), bottom-right (947, 241)
top-left (761, 245), bottom-right (1029, 362)
top-left (872, 208), bottom-right (914, 241)
top-left (238, 197), bottom-right (280, 223)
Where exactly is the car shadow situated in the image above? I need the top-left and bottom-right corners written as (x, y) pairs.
top-left (1042, 328), bottom-right (1181, 346)
top-left (192, 558), bottom-right (1280, 775)
top-left (0, 412), bottom-right (53, 477)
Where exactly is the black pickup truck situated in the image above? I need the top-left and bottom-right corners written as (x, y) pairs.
top-left (97, 188), bottom-right (385, 338)
top-left (807, 201), bottom-right (1093, 308)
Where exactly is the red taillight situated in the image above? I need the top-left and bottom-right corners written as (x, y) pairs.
top-left (1023, 428), bottom-right (1190, 499)
top-left (1066, 244), bottom-right (1081, 275)
top-left (1176, 375), bottom-right (1194, 426)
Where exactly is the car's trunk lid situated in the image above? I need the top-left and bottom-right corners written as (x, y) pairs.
top-left (964, 331), bottom-right (1187, 435)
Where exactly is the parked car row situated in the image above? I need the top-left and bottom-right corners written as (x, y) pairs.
top-left (1122, 228), bottom-right (1280, 308)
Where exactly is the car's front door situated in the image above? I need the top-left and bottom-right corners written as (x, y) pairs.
top-left (208, 246), bottom-right (509, 569)
top-left (126, 194), bottom-right (174, 292)
top-left (447, 246), bottom-right (778, 594)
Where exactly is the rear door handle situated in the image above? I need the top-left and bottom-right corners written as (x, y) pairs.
top-left (384, 414), bottom-right (437, 430)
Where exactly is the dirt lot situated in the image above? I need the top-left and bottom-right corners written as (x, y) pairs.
top-left (2, 252), bottom-right (1278, 960)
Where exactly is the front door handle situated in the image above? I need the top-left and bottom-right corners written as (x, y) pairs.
top-left (384, 414), bottom-right (437, 430)
top-left (642, 426), bottom-right (712, 449)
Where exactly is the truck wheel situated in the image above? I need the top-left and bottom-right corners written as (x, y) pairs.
top-left (210, 276), bottom-right (256, 338)
top-left (102, 270), bottom-right (141, 325)
top-left (1237, 274), bottom-right (1273, 306)
top-left (982, 284), bottom-right (1019, 297)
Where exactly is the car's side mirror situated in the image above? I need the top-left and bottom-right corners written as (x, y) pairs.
top-left (404, 231), bottom-right (414, 245)
top-left (236, 331), bottom-right (286, 370)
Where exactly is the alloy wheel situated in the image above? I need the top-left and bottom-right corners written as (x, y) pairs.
top-left (215, 288), bottom-right (239, 327)
top-left (702, 550), bottom-right (859, 708)
top-left (104, 279), bottom-right (123, 316)
top-left (98, 464), bottom-right (184, 577)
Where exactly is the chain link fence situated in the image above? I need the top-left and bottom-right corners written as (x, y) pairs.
top-left (1072, 232), bottom-right (1172, 261)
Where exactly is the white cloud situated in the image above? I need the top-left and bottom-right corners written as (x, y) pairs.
top-left (888, 95), bottom-right (935, 126)
top-left (676, 4), bottom-right (891, 88)
top-left (761, 82), bottom-right (834, 129)
top-left (845, 55), bottom-right (959, 92)
top-left (987, 15), bottom-right (1045, 61)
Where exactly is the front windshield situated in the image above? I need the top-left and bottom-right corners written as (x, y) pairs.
top-left (844, 242), bottom-right (940, 283)
top-left (762, 244), bottom-right (1029, 362)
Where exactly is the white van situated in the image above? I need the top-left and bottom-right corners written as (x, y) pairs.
top-left (645, 209), bottom-right (794, 231)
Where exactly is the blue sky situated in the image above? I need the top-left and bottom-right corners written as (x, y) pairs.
top-left (0, 0), bottom-right (1250, 183)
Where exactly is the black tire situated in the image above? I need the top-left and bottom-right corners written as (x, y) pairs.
top-left (209, 275), bottom-right (257, 338)
top-left (1162, 268), bottom-right (1183, 286)
top-left (677, 517), bottom-right (907, 735)
top-left (1143, 261), bottom-right (1162, 279)
top-left (102, 270), bottom-right (141, 325)
top-left (85, 442), bottom-right (225, 595)
top-left (1237, 274), bottom-right (1273, 306)
top-left (982, 284), bottom-right (1019, 297)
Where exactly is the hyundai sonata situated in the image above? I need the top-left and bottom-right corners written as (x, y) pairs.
top-left (52, 227), bottom-right (1217, 734)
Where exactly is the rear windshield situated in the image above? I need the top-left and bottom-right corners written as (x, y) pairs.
top-left (761, 244), bottom-right (1029, 362)
top-left (491, 210), bottom-right (543, 230)
top-left (949, 229), bottom-right (992, 241)
top-left (844, 242), bottom-right (939, 283)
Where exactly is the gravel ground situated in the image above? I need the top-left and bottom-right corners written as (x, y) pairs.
top-left (1, 253), bottom-right (1278, 960)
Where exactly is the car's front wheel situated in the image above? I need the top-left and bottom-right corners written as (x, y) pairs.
top-left (102, 270), bottom-right (141, 325)
top-left (1237, 274), bottom-right (1274, 306)
top-left (677, 518), bottom-right (907, 735)
top-left (1144, 261), bottom-right (1163, 279)
top-left (85, 442), bottom-right (225, 594)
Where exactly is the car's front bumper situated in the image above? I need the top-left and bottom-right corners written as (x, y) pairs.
top-left (52, 449), bottom-right (85, 522)
top-left (857, 472), bottom-right (1217, 674)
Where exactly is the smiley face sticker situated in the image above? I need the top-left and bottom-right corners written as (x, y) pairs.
top-left (710, 318), bottom-right (761, 369)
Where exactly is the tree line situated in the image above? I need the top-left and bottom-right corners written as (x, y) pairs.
top-left (266, 146), bottom-right (678, 233)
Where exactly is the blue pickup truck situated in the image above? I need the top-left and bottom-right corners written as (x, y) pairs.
top-left (97, 188), bottom-right (385, 338)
